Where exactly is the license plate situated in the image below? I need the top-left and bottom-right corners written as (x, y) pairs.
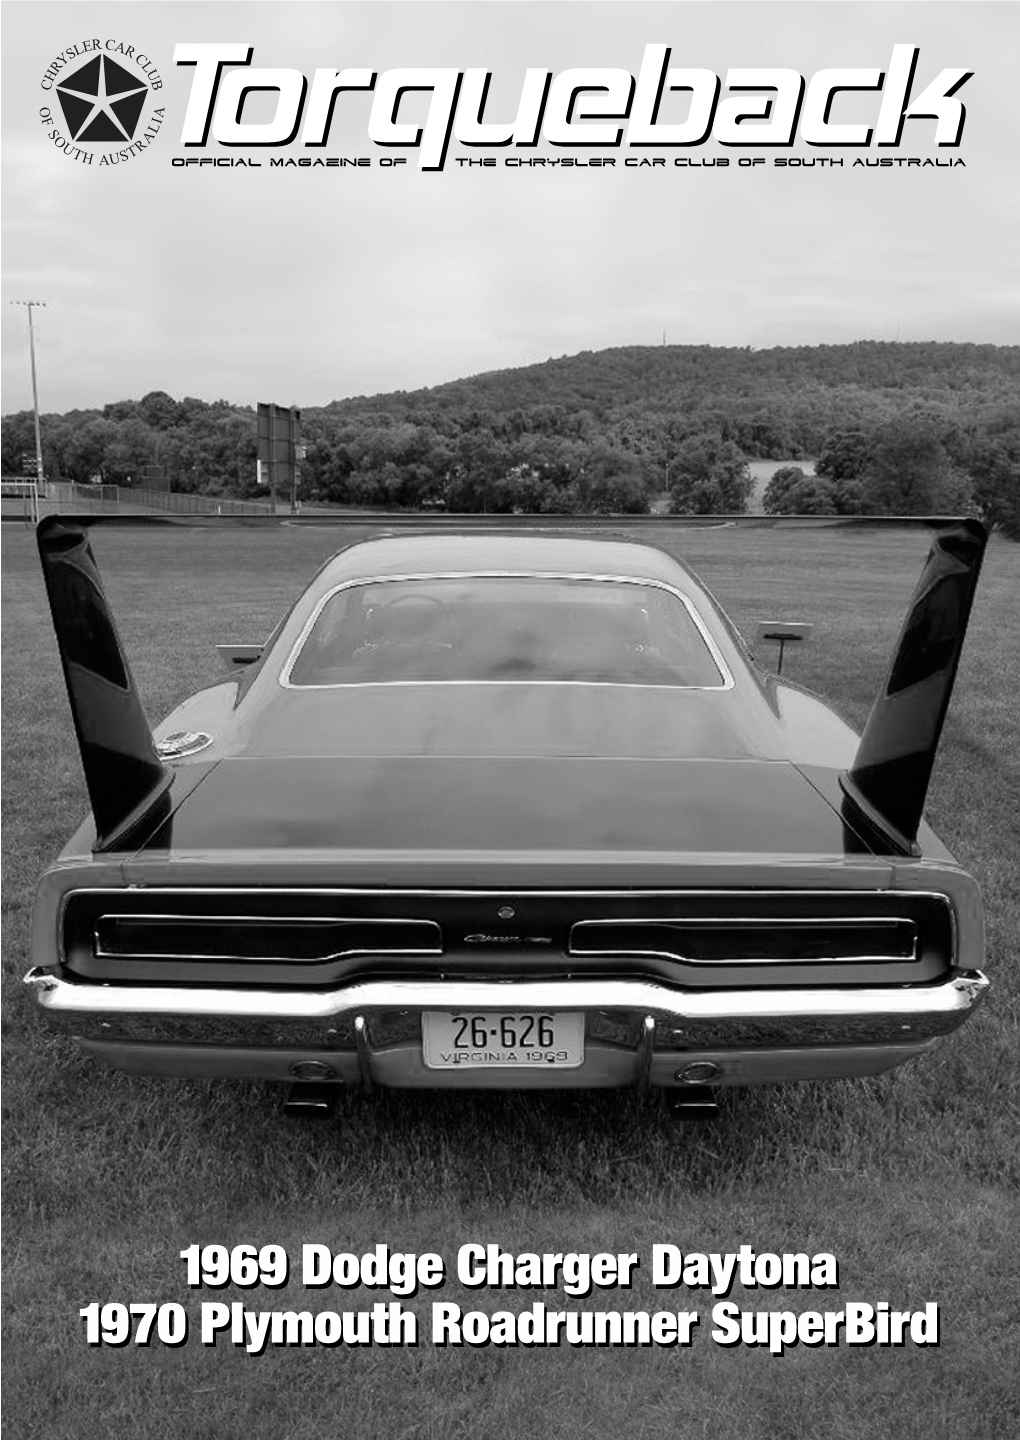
top-left (422, 1011), bottom-right (584, 1069)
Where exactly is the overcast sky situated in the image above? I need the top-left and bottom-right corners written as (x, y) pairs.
top-left (2, 1), bottom-right (1018, 414)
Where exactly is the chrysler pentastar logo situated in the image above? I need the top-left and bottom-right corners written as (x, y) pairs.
top-left (56, 54), bottom-right (148, 142)
top-left (39, 40), bottom-right (164, 166)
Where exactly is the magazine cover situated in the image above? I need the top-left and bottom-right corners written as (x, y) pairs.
top-left (2, 3), bottom-right (1017, 1437)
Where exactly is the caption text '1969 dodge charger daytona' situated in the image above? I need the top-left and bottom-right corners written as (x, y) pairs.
top-left (24, 518), bottom-right (989, 1112)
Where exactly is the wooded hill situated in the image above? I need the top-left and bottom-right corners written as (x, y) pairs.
top-left (3, 341), bottom-right (1018, 527)
top-left (332, 341), bottom-right (1020, 449)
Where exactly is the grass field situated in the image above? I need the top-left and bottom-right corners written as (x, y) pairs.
top-left (2, 518), bottom-right (1018, 1440)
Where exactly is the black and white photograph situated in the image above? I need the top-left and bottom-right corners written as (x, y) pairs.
top-left (2, 2), bottom-right (1018, 1436)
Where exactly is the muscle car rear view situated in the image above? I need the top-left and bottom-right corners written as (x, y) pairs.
top-left (24, 519), bottom-right (989, 1108)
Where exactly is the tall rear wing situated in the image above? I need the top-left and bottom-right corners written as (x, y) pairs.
top-left (37, 517), bottom-right (171, 852)
top-left (35, 512), bottom-right (987, 858)
top-left (840, 519), bottom-right (987, 854)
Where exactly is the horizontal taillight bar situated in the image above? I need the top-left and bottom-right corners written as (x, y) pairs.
top-left (568, 919), bottom-right (917, 965)
top-left (94, 915), bottom-right (442, 964)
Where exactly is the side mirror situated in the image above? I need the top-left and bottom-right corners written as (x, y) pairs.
top-left (215, 643), bottom-right (264, 670)
top-left (754, 621), bottom-right (813, 675)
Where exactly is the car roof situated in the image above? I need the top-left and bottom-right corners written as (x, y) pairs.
top-left (160, 527), bottom-right (860, 773)
top-left (310, 533), bottom-right (703, 593)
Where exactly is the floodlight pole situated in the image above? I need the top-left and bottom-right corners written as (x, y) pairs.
top-left (10, 300), bottom-right (47, 523)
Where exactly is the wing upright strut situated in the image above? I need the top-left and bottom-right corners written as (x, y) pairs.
top-left (841, 519), bottom-right (987, 854)
top-left (37, 518), bottom-right (170, 851)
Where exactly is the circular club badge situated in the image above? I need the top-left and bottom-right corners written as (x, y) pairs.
top-left (39, 39), bottom-right (164, 166)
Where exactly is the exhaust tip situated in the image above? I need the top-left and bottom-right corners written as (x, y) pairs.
top-left (284, 1076), bottom-right (340, 1119)
top-left (669, 1084), bottom-right (720, 1120)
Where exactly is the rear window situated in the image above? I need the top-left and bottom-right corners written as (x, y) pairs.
top-left (285, 576), bottom-right (728, 687)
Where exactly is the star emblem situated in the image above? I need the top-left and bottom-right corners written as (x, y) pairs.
top-left (55, 55), bottom-right (148, 143)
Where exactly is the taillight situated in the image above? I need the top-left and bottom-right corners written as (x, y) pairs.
top-left (94, 915), bottom-right (441, 963)
top-left (569, 919), bottom-right (917, 965)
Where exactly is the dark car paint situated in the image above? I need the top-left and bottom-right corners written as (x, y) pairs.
top-left (137, 754), bottom-right (875, 860)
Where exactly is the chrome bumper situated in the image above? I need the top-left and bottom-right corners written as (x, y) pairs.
top-left (24, 968), bottom-right (989, 1087)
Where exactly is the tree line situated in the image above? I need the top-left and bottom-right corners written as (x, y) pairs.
top-left (2, 342), bottom-right (1017, 531)
top-left (765, 411), bottom-right (1019, 533)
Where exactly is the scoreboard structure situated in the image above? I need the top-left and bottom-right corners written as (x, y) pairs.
top-left (256, 403), bottom-right (302, 512)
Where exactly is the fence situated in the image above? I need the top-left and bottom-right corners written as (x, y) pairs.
top-left (22, 482), bottom-right (275, 518)
top-left (0, 479), bottom-right (40, 519)
top-left (110, 485), bottom-right (274, 516)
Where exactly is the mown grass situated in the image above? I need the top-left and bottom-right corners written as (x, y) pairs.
top-left (2, 519), bottom-right (1018, 1440)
